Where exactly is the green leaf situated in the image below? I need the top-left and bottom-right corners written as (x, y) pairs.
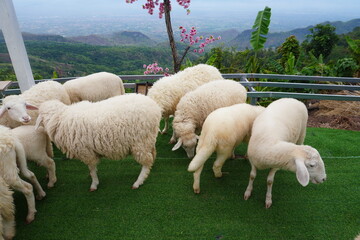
top-left (346, 36), bottom-right (360, 54)
top-left (250, 6), bottom-right (271, 51)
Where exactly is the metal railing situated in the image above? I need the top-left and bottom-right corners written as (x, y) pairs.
top-left (1, 73), bottom-right (360, 104)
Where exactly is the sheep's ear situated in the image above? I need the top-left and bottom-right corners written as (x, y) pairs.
top-left (172, 138), bottom-right (182, 151)
top-left (25, 103), bottom-right (38, 110)
top-left (0, 107), bottom-right (6, 118)
top-left (34, 115), bottom-right (43, 130)
top-left (295, 159), bottom-right (309, 187)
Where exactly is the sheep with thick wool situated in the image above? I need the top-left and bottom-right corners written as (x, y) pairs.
top-left (63, 72), bottom-right (125, 103)
top-left (0, 175), bottom-right (15, 240)
top-left (0, 125), bottom-right (46, 224)
top-left (0, 81), bottom-right (71, 128)
top-left (188, 103), bottom-right (265, 193)
top-left (11, 125), bottom-right (56, 188)
top-left (172, 79), bottom-right (247, 158)
top-left (245, 98), bottom-right (327, 208)
top-left (147, 64), bottom-right (223, 136)
top-left (36, 94), bottom-right (161, 191)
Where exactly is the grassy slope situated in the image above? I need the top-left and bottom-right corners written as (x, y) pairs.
top-left (13, 127), bottom-right (360, 240)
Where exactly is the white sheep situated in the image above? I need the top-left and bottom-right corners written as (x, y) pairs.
top-left (187, 103), bottom-right (265, 193)
top-left (147, 64), bottom-right (223, 136)
top-left (11, 125), bottom-right (56, 188)
top-left (63, 72), bottom-right (125, 103)
top-left (0, 176), bottom-right (15, 240)
top-left (35, 94), bottom-right (161, 191)
top-left (0, 125), bottom-right (46, 224)
top-left (172, 79), bottom-right (247, 158)
top-left (0, 80), bottom-right (71, 128)
top-left (244, 98), bottom-right (327, 208)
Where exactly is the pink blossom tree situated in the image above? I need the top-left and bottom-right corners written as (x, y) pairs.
top-left (125, 0), bottom-right (220, 73)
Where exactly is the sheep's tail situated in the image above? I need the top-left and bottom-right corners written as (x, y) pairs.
top-left (188, 146), bottom-right (214, 172)
top-left (45, 134), bottom-right (54, 158)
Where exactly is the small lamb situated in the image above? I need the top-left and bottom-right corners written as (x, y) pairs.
top-left (147, 64), bottom-right (223, 136)
top-left (0, 125), bottom-right (46, 223)
top-left (63, 72), bottom-right (125, 103)
top-left (36, 94), bottom-right (161, 191)
top-left (11, 125), bottom-right (56, 188)
top-left (188, 103), bottom-right (265, 193)
top-left (0, 80), bottom-right (71, 128)
top-left (172, 79), bottom-right (247, 158)
top-left (0, 175), bottom-right (15, 240)
top-left (245, 98), bottom-right (327, 208)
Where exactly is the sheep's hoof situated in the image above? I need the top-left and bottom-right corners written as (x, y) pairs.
top-left (265, 200), bottom-right (272, 209)
top-left (193, 188), bottom-right (200, 194)
top-left (131, 185), bottom-right (139, 190)
top-left (169, 138), bottom-right (176, 144)
top-left (89, 188), bottom-right (97, 192)
top-left (47, 183), bottom-right (55, 188)
top-left (25, 215), bottom-right (35, 224)
top-left (36, 192), bottom-right (46, 200)
top-left (244, 192), bottom-right (251, 200)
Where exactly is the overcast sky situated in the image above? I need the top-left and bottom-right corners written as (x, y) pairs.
top-left (12, 0), bottom-right (360, 19)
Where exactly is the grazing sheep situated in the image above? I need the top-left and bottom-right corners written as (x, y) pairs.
top-left (244, 98), bottom-right (327, 208)
top-left (172, 79), bottom-right (247, 158)
top-left (0, 125), bottom-right (46, 224)
top-left (147, 64), bottom-right (223, 136)
top-left (188, 103), bottom-right (265, 193)
top-left (0, 80), bottom-right (71, 128)
top-left (11, 125), bottom-right (56, 188)
top-left (0, 176), bottom-right (15, 240)
top-left (36, 94), bottom-right (161, 191)
top-left (63, 72), bottom-right (125, 103)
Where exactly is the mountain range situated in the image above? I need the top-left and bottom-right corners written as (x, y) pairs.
top-left (1, 18), bottom-right (359, 50)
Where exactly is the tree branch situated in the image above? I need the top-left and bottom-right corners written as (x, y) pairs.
top-left (164, 0), bottom-right (180, 73)
top-left (178, 46), bottom-right (191, 68)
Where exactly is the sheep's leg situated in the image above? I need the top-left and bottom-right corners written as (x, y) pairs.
top-left (88, 163), bottom-right (99, 192)
top-left (20, 168), bottom-right (46, 200)
top-left (15, 141), bottom-right (46, 199)
top-left (44, 157), bottom-right (57, 188)
top-left (244, 163), bottom-right (257, 200)
top-left (193, 165), bottom-right (204, 194)
top-left (132, 165), bottom-right (151, 189)
top-left (265, 168), bottom-right (278, 208)
top-left (169, 130), bottom-right (177, 144)
top-left (2, 211), bottom-right (15, 240)
top-left (160, 117), bottom-right (169, 134)
top-left (0, 188), bottom-right (15, 240)
top-left (10, 179), bottom-right (36, 224)
top-left (213, 147), bottom-right (232, 178)
top-left (132, 149), bottom-right (154, 189)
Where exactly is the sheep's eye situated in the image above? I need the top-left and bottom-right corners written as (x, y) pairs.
top-left (6, 107), bottom-right (11, 110)
top-left (309, 163), bottom-right (316, 168)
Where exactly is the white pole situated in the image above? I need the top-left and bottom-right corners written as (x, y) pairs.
top-left (0, 0), bottom-right (35, 92)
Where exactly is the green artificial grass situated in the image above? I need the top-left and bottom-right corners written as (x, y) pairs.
top-left (13, 126), bottom-right (360, 240)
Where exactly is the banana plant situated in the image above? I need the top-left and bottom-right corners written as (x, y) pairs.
top-left (247, 6), bottom-right (271, 74)
top-left (250, 6), bottom-right (272, 52)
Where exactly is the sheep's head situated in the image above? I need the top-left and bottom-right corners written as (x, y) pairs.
top-left (172, 133), bottom-right (199, 159)
top-left (0, 96), bottom-right (38, 124)
top-left (295, 145), bottom-right (327, 187)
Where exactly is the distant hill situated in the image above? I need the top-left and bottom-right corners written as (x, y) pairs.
top-left (69, 31), bottom-right (158, 47)
top-left (1, 19), bottom-right (358, 50)
top-left (0, 31), bottom-right (71, 43)
top-left (228, 18), bottom-right (360, 50)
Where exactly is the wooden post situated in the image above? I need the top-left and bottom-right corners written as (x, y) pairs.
top-left (0, 0), bottom-right (35, 92)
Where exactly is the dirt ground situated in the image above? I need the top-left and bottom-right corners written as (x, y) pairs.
top-left (306, 91), bottom-right (360, 131)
